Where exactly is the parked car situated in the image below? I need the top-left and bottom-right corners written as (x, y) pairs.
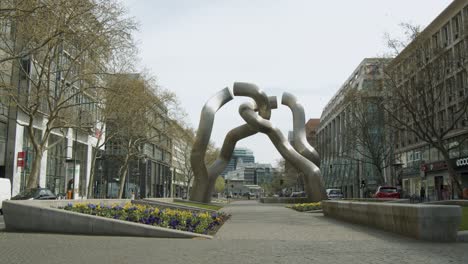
top-left (11, 188), bottom-right (57, 200)
top-left (290, 191), bottom-right (306, 197)
top-left (242, 192), bottom-right (256, 199)
top-left (374, 186), bottom-right (400, 199)
top-left (326, 188), bottom-right (344, 199)
top-left (0, 178), bottom-right (12, 215)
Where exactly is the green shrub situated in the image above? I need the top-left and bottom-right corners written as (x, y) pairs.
top-left (287, 202), bottom-right (322, 212)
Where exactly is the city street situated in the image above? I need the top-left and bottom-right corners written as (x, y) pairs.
top-left (0, 200), bottom-right (467, 264)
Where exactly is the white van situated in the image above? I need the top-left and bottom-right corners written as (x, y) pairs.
top-left (0, 178), bottom-right (12, 215)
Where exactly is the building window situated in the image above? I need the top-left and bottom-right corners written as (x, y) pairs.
top-left (432, 32), bottom-right (440, 51)
top-left (441, 23), bottom-right (450, 47)
top-left (452, 13), bottom-right (462, 40)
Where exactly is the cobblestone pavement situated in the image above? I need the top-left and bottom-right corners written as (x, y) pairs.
top-left (0, 200), bottom-right (467, 264)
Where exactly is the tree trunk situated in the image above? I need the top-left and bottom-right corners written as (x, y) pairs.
top-left (440, 150), bottom-right (463, 198)
top-left (445, 159), bottom-right (463, 199)
top-left (117, 156), bottom-right (130, 198)
top-left (26, 151), bottom-right (43, 189)
top-left (87, 154), bottom-right (97, 199)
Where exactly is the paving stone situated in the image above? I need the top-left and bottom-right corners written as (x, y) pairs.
top-left (0, 200), bottom-right (466, 264)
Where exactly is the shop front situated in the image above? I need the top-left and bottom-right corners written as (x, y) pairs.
top-left (401, 166), bottom-right (420, 198)
top-left (453, 156), bottom-right (468, 199)
top-left (421, 160), bottom-right (452, 200)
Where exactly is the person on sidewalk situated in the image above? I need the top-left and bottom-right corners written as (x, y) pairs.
top-left (420, 186), bottom-right (425, 202)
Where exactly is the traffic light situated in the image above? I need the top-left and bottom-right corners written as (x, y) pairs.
top-left (280, 179), bottom-right (284, 185)
top-left (361, 180), bottom-right (366, 188)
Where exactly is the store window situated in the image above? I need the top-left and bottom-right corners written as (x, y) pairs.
top-left (46, 134), bottom-right (66, 195)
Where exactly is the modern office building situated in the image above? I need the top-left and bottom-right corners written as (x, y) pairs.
top-left (387, 0), bottom-right (468, 199)
top-left (225, 163), bottom-right (273, 185)
top-left (0, 7), bottom-right (102, 198)
top-left (224, 162), bottom-right (272, 197)
top-left (317, 58), bottom-right (390, 198)
top-left (221, 147), bottom-right (255, 176)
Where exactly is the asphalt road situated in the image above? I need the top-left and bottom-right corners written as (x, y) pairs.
top-left (0, 201), bottom-right (467, 264)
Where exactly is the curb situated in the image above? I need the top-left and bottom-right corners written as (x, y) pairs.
top-left (457, 231), bottom-right (468, 242)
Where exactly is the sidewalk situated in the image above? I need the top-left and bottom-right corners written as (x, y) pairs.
top-left (216, 200), bottom-right (413, 241)
top-left (0, 200), bottom-right (467, 264)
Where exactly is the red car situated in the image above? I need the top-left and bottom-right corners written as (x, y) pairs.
top-left (374, 186), bottom-right (400, 199)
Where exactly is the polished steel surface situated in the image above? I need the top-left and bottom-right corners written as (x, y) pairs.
top-left (281, 92), bottom-right (320, 167)
top-left (238, 102), bottom-right (327, 202)
top-left (190, 82), bottom-right (326, 203)
top-left (190, 87), bottom-right (234, 202)
top-left (190, 83), bottom-right (276, 203)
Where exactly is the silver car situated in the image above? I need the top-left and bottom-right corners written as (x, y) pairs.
top-left (326, 189), bottom-right (344, 199)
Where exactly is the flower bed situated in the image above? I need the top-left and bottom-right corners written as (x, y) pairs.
top-left (287, 202), bottom-right (321, 212)
top-left (62, 202), bottom-right (229, 235)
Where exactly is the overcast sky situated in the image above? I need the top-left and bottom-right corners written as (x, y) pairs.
top-left (123, 0), bottom-right (453, 165)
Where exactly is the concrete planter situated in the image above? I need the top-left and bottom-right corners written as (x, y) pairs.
top-left (2, 199), bottom-right (213, 239)
top-left (322, 200), bottom-right (462, 242)
top-left (260, 197), bottom-right (309, 204)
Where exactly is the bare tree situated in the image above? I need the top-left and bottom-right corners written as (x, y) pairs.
top-left (341, 87), bottom-right (395, 185)
top-left (172, 126), bottom-right (195, 198)
top-left (262, 158), bottom-right (298, 195)
top-left (103, 74), bottom-right (178, 198)
top-left (0, 0), bottom-right (137, 189)
top-left (384, 22), bottom-right (468, 197)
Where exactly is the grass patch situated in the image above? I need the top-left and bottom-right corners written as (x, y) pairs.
top-left (174, 201), bottom-right (223, 211)
top-left (460, 207), bottom-right (468, 231)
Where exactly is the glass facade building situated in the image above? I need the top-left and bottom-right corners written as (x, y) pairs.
top-left (221, 147), bottom-right (255, 177)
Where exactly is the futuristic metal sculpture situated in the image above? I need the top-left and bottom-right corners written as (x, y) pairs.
top-left (190, 82), bottom-right (327, 203)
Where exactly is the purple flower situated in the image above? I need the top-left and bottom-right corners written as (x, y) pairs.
top-left (168, 218), bottom-right (179, 229)
top-left (154, 217), bottom-right (161, 225)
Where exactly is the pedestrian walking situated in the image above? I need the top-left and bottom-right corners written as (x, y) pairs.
top-left (420, 186), bottom-right (425, 202)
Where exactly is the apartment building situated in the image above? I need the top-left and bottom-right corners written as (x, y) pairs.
top-left (317, 58), bottom-right (390, 198)
top-left (388, 0), bottom-right (468, 199)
